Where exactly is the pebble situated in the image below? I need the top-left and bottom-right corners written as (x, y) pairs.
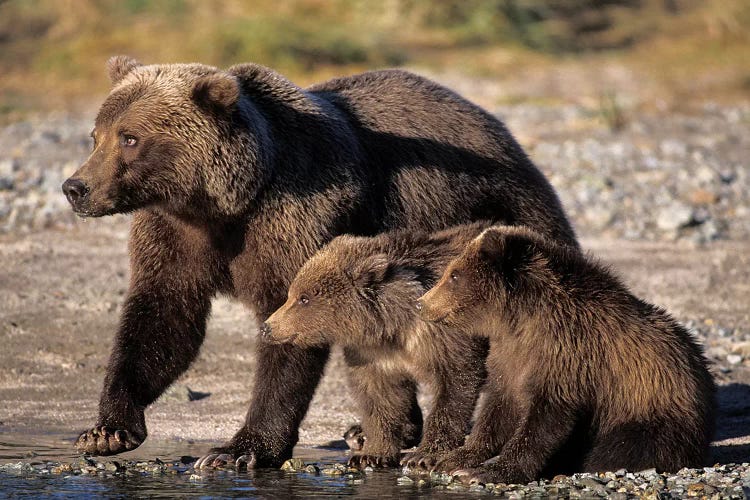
top-left (727, 354), bottom-right (743, 365)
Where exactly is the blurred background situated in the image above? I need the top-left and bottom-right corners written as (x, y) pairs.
top-left (0, 0), bottom-right (749, 239)
top-left (1, 0), bottom-right (748, 121)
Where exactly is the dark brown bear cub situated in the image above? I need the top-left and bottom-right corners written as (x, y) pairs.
top-left (418, 226), bottom-right (715, 484)
top-left (262, 223), bottom-right (492, 469)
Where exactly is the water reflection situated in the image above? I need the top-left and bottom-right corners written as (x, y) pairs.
top-left (0, 432), bottom-right (443, 499)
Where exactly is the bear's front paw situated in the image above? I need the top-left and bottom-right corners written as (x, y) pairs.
top-left (400, 449), bottom-right (441, 470)
top-left (431, 446), bottom-right (488, 473)
top-left (194, 449), bottom-right (257, 470)
top-left (348, 453), bottom-right (399, 469)
top-left (453, 463), bottom-right (530, 486)
top-left (75, 425), bottom-right (144, 455)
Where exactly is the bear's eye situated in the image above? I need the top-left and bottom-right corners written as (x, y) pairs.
top-left (450, 271), bottom-right (459, 282)
top-left (298, 295), bottom-right (310, 306)
top-left (121, 135), bottom-right (138, 147)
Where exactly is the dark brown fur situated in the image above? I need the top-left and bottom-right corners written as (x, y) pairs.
top-left (263, 223), bottom-right (491, 469)
top-left (418, 226), bottom-right (716, 483)
top-left (63, 56), bottom-right (578, 466)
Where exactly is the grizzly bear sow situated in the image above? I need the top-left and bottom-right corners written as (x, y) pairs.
top-left (261, 223), bottom-right (492, 469)
top-left (418, 226), bottom-right (715, 484)
top-left (62, 56), bottom-right (577, 467)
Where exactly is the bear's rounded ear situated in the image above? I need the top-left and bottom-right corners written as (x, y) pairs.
top-left (478, 228), bottom-right (506, 261)
top-left (107, 55), bottom-right (142, 85)
top-left (192, 73), bottom-right (240, 112)
top-left (353, 253), bottom-right (391, 287)
top-left (481, 226), bottom-right (542, 270)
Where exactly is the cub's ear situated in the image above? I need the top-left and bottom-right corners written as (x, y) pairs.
top-left (107, 55), bottom-right (142, 85)
top-left (192, 73), bottom-right (240, 111)
top-left (477, 228), bottom-right (506, 261)
top-left (352, 253), bottom-right (391, 287)
top-left (479, 227), bottom-right (539, 271)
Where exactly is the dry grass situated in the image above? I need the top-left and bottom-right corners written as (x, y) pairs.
top-left (0, 0), bottom-right (748, 122)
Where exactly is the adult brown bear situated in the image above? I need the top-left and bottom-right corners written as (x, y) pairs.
top-left (62, 56), bottom-right (577, 468)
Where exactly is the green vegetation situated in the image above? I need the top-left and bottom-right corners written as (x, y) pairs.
top-left (0, 0), bottom-right (748, 121)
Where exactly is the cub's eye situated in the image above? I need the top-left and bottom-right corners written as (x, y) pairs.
top-left (298, 295), bottom-right (310, 306)
top-left (450, 271), bottom-right (459, 282)
top-left (121, 135), bottom-right (138, 147)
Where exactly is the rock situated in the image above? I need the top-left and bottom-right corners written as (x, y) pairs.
top-left (303, 464), bottom-right (320, 474)
top-left (161, 384), bottom-right (210, 402)
top-left (727, 354), bottom-right (743, 365)
top-left (280, 458), bottom-right (305, 472)
top-left (655, 202), bottom-right (693, 231)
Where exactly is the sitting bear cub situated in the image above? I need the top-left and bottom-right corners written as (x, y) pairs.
top-left (418, 226), bottom-right (715, 484)
top-left (262, 222), bottom-right (492, 469)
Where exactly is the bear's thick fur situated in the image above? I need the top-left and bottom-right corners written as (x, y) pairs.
top-left (418, 226), bottom-right (715, 484)
top-left (262, 223), bottom-right (492, 469)
top-left (63, 56), bottom-right (577, 467)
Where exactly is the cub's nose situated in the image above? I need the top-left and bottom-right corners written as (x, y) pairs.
top-left (415, 299), bottom-right (424, 311)
top-left (62, 178), bottom-right (89, 206)
top-left (260, 322), bottom-right (272, 338)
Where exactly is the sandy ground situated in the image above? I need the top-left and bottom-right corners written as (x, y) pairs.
top-left (0, 219), bottom-right (748, 464)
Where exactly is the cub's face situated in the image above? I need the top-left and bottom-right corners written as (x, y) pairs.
top-left (261, 245), bottom-right (391, 348)
top-left (418, 226), bottom-right (540, 333)
top-left (62, 56), bottom-right (248, 218)
top-left (417, 238), bottom-right (490, 330)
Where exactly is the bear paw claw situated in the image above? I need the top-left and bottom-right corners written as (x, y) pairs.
top-left (348, 453), bottom-right (399, 469)
top-left (75, 425), bottom-right (143, 456)
top-left (400, 450), bottom-right (438, 470)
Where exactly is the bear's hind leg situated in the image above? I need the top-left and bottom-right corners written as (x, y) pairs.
top-left (583, 420), bottom-right (708, 474)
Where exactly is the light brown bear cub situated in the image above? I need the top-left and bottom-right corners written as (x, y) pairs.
top-left (262, 223), bottom-right (492, 469)
top-left (418, 226), bottom-right (715, 484)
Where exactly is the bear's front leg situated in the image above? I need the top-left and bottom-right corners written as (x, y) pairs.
top-left (76, 213), bottom-right (215, 456)
top-left (401, 338), bottom-right (487, 471)
top-left (195, 340), bottom-right (331, 469)
top-left (452, 398), bottom-right (577, 485)
top-left (343, 365), bottom-right (422, 470)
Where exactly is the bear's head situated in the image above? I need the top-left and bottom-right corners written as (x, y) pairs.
top-left (62, 56), bottom-right (271, 220)
top-left (417, 225), bottom-right (551, 333)
top-left (261, 236), bottom-right (424, 348)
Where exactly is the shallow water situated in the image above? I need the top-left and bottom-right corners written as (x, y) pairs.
top-left (0, 431), bottom-right (454, 499)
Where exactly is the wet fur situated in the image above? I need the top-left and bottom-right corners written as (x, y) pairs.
top-left (420, 226), bottom-right (716, 483)
top-left (66, 57), bottom-right (577, 464)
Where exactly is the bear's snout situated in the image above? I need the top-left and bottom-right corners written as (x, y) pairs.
top-left (62, 178), bottom-right (90, 208)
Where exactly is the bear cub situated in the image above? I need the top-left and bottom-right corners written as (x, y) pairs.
top-left (262, 222), bottom-right (493, 469)
top-left (418, 226), bottom-right (715, 484)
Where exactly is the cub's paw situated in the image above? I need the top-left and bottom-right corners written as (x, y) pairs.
top-left (453, 464), bottom-right (528, 486)
top-left (343, 424), bottom-right (366, 451)
top-left (347, 453), bottom-right (399, 469)
top-left (400, 450), bottom-right (440, 470)
top-left (431, 447), bottom-right (487, 473)
top-left (75, 425), bottom-right (143, 456)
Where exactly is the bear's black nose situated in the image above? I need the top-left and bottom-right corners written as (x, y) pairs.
top-left (62, 178), bottom-right (89, 206)
top-left (415, 300), bottom-right (424, 311)
top-left (260, 322), bottom-right (272, 338)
